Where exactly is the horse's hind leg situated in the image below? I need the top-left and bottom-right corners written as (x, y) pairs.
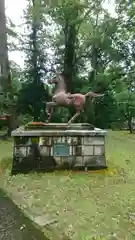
top-left (67, 111), bottom-right (81, 125)
top-left (46, 101), bottom-right (57, 122)
top-left (67, 103), bottom-right (84, 125)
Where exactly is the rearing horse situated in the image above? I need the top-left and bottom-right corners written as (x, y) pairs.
top-left (46, 73), bottom-right (104, 124)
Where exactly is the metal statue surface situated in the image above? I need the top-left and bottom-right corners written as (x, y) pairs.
top-left (46, 73), bottom-right (104, 124)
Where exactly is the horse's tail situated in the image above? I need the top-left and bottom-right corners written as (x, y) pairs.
top-left (85, 91), bottom-right (104, 98)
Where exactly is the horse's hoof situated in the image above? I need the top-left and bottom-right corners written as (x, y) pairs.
top-left (46, 120), bottom-right (49, 123)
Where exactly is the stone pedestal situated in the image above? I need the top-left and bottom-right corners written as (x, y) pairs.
top-left (11, 123), bottom-right (107, 174)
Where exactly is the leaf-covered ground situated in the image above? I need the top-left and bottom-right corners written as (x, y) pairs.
top-left (1, 131), bottom-right (135, 240)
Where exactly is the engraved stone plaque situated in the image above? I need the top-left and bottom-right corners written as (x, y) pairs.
top-left (53, 143), bottom-right (69, 156)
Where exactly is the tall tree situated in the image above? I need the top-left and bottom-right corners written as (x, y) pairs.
top-left (49, 0), bottom-right (89, 93)
top-left (18, 0), bottom-right (50, 121)
top-left (0, 0), bottom-right (11, 90)
top-left (0, 0), bottom-right (19, 135)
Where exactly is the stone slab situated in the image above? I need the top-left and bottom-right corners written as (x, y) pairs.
top-left (25, 123), bottom-right (95, 130)
top-left (12, 127), bottom-right (107, 137)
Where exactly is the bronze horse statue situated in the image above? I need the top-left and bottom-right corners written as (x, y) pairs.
top-left (46, 73), bottom-right (104, 124)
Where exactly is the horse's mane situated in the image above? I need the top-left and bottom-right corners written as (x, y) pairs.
top-left (59, 72), bottom-right (67, 79)
top-left (59, 72), bottom-right (68, 86)
top-left (59, 72), bottom-right (72, 93)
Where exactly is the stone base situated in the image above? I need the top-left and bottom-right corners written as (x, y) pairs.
top-left (11, 123), bottom-right (107, 174)
top-left (25, 122), bottom-right (95, 130)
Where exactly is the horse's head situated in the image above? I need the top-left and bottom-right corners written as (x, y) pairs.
top-left (48, 76), bottom-right (58, 84)
top-left (48, 73), bottom-right (67, 92)
top-left (48, 73), bottom-right (64, 84)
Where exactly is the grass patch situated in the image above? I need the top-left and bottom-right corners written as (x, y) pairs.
top-left (1, 131), bottom-right (135, 239)
top-left (0, 138), bottom-right (13, 173)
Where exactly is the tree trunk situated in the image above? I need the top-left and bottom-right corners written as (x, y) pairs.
top-left (0, 0), bottom-right (11, 90)
top-left (0, 0), bottom-right (18, 135)
top-left (6, 104), bottom-right (18, 136)
top-left (63, 10), bottom-right (78, 94)
top-left (128, 117), bottom-right (133, 134)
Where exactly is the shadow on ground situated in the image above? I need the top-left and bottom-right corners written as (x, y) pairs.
top-left (0, 188), bottom-right (48, 240)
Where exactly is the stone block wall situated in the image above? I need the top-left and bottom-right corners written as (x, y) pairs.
top-left (12, 130), bottom-right (107, 174)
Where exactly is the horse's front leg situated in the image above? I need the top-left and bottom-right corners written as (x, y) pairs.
top-left (46, 101), bottom-right (57, 122)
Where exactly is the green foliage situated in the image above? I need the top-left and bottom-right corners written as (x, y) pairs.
top-left (18, 81), bottom-right (50, 120)
top-left (3, 0), bottom-right (135, 131)
top-left (17, 0), bottom-right (50, 121)
top-left (17, 114), bottom-right (33, 126)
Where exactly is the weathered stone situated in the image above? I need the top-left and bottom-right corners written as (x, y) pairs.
top-left (25, 123), bottom-right (94, 130)
top-left (82, 146), bottom-right (94, 155)
top-left (14, 146), bottom-right (27, 158)
top-left (95, 156), bottom-right (106, 165)
top-left (72, 146), bottom-right (75, 155)
top-left (69, 146), bottom-right (73, 155)
top-left (12, 125), bottom-right (107, 137)
top-left (74, 157), bottom-right (83, 166)
top-left (84, 136), bottom-right (104, 145)
top-left (39, 146), bottom-right (51, 156)
top-left (94, 146), bottom-right (104, 155)
top-left (11, 123), bottom-right (107, 174)
top-left (84, 156), bottom-right (106, 166)
top-left (15, 136), bottom-right (31, 145)
top-left (77, 136), bottom-right (82, 145)
top-left (31, 137), bottom-right (39, 144)
top-left (84, 156), bottom-right (96, 166)
top-left (32, 215), bottom-right (58, 227)
top-left (54, 157), bottom-right (61, 165)
top-left (53, 137), bottom-right (62, 143)
top-left (39, 137), bottom-right (52, 146)
top-left (70, 137), bottom-right (78, 145)
top-left (60, 157), bottom-right (70, 169)
top-left (74, 146), bottom-right (82, 156)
